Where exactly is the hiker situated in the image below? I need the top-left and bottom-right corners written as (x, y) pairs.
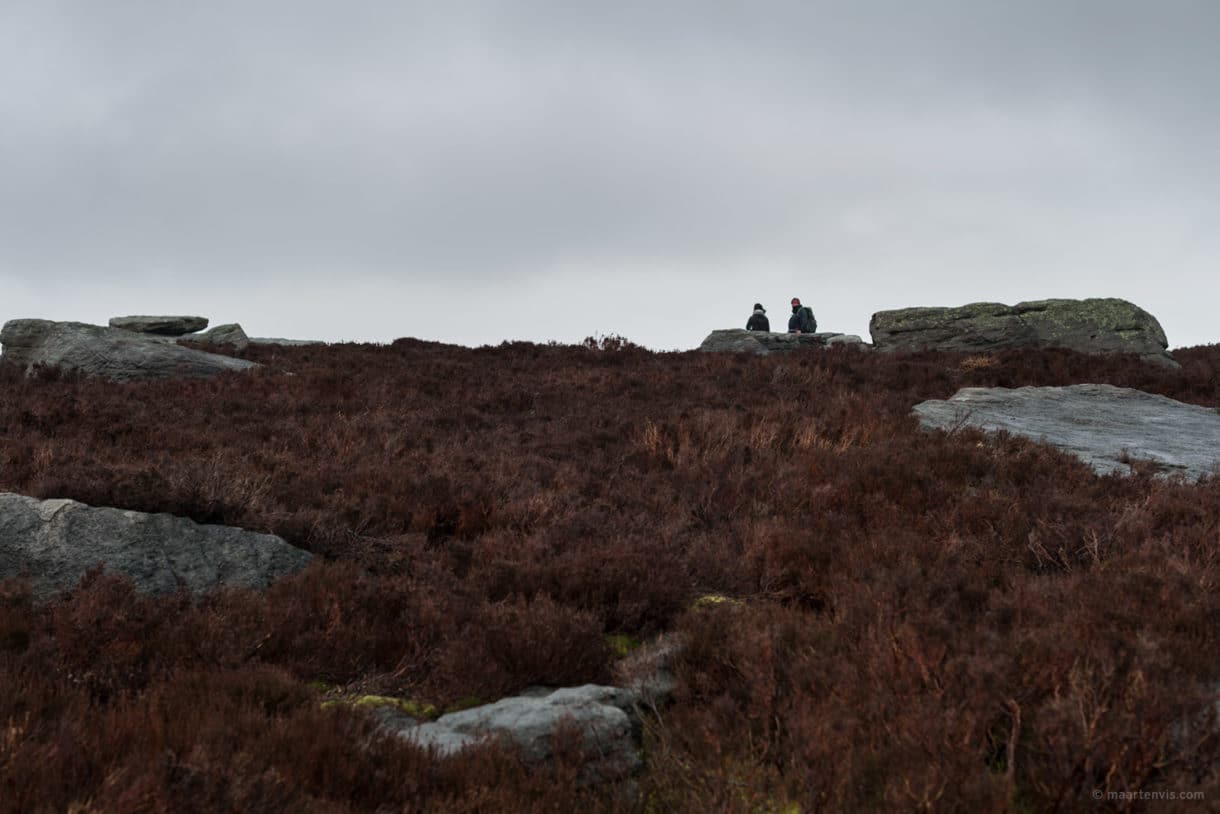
top-left (746, 303), bottom-right (770, 332)
top-left (788, 298), bottom-right (816, 334)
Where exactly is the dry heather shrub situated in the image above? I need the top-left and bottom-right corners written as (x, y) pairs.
top-left (959, 354), bottom-right (999, 371)
top-left (0, 340), bottom-right (1218, 809)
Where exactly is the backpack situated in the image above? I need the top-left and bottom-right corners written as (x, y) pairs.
top-left (801, 306), bottom-right (817, 333)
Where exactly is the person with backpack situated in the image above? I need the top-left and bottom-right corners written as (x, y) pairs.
top-left (746, 303), bottom-right (770, 332)
top-left (788, 298), bottom-right (816, 334)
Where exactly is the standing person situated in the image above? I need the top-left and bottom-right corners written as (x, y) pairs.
top-left (788, 298), bottom-right (816, 334)
top-left (746, 303), bottom-right (770, 332)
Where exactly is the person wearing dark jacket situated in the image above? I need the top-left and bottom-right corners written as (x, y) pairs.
top-left (746, 303), bottom-right (770, 332)
top-left (788, 297), bottom-right (815, 334)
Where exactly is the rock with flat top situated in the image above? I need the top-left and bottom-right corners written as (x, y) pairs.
top-left (388, 684), bottom-right (641, 783)
top-left (870, 298), bottom-right (1176, 366)
top-left (249, 337), bottom-right (325, 347)
top-left (109, 315), bottom-right (209, 336)
top-left (0, 493), bottom-right (311, 600)
top-left (914, 384), bottom-right (1220, 480)
top-left (699, 329), bottom-right (867, 355)
top-left (1, 319), bottom-right (257, 381)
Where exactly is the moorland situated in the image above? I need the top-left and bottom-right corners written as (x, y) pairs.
top-left (1, 336), bottom-right (1218, 812)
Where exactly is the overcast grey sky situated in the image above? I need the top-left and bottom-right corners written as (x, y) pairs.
top-left (2, 1), bottom-right (1217, 349)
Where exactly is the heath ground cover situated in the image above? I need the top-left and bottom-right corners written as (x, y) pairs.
top-left (0, 338), bottom-right (1217, 811)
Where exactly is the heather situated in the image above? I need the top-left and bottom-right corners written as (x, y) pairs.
top-left (1, 339), bottom-right (1219, 811)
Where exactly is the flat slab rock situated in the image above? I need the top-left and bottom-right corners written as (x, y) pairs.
top-left (914, 384), bottom-right (1220, 480)
top-left (1, 319), bottom-right (257, 381)
top-left (109, 315), bottom-right (209, 336)
top-left (870, 298), bottom-right (1176, 367)
top-left (388, 684), bottom-right (641, 783)
top-left (0, 493), bottom-right (312, 600)
top-left (249, 337), bottom-right (325, 347)
top-left (700, 329), bottom-right (866, 355)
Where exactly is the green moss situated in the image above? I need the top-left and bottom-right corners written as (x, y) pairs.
top-left (306, 680), bottom-right (335, 693)
top-left (353, 695), bottom-right (439, 719)
top-left (321, 694), bottom-right (440, 719)
top-left (606, 633), bottom-right (642, 659)
top-left (443, 696), bottom-right (485, 714)
top-left (691, 593), bottom-right (742, 610)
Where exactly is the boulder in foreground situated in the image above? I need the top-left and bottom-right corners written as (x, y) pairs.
top-left (388, 684), bottom-right (641, 784)
top-left (1, 319), bottom-right (258, 381)
top-left (0, 493), bottom-right (311, 600)
top-left (699, 329), bottom-right (867, 354)
top-left (870, 298), bottom-right (1176, 366)
top-left (914, 384), bottom-right (1220, 480)
top-left (109, 315), bottom-right (209, 336)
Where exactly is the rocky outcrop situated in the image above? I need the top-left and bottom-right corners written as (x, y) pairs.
top-left (870, 298), bottom-right (1176, 366)
top-left (914, 384), bottom-right (1220, 480)
top-left (0, 320), bottom-right (257, 381)
top-left (699, 329), bottom-right (867, 355)
top-left (186, 323), bottom-right (250, 351)
top-left (109, 315), bottom-right (209, 336)
top-left (0, 493), bottom-right (311, 600)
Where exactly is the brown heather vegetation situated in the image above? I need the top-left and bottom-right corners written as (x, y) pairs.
top-left (1, 337), bottom-right (1219, 812)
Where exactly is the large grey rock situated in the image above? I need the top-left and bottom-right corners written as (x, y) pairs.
top-left (870, 298), bottom-right (1176, 366)
top-left (0, 493), bottom-right (311, 600)
top-left (185, 323), bottom-right (250, 351)
top-left (699, 329), bottom-right (866, 355)
top-left (391, 684), bottom-right (641, 783)
top-left (914, 384), bottom-right (1220, 480)
top-left (109, 315), bottom-right (209, 336)
top-left (1, 320), bottom-right (257, 381)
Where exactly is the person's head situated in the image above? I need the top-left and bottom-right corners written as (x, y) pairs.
top-left (753, 303), bottom-right (765, 313)
top-left (791, 297), bottom-right (801, 311)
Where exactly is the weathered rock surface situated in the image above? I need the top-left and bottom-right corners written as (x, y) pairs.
top-left (373, 637), bottom-right (683, 785)
top-left (870, 298), bottom-right (1176, 366)
top-left (914, 384), bottom-right (1220, 480)
top-left (0, 493), bottom-right (311, 600)
top-left (1, 319), bottom-right (257, 381)
top-left (390, 684), bottom-right (641, 783)
top-left (186, 323), bottom-right (250, 351)
top-left (249, 337), bottom-right (325, 347)
top-left (699, 329), bottom-right (867, 355)
top-left (109, 315), bottom-right (209, 336)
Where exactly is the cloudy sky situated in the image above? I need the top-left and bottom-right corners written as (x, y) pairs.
top-left (2, 1), bottom-right (1217, 349)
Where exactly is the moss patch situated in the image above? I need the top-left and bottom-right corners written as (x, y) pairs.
top-left (443, 696), bottom-right (485, 714)
top-left (321, 694), bottom-right (440, 719)
top-left (606, 633), bottom-right (642, 659)
top-left (691, 593), bottom-right (742, 610)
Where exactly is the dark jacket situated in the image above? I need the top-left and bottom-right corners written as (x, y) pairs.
top-left (788, 306), bottom-right (815, 333)
top-left (746, 310), bottom-right (770, 332)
